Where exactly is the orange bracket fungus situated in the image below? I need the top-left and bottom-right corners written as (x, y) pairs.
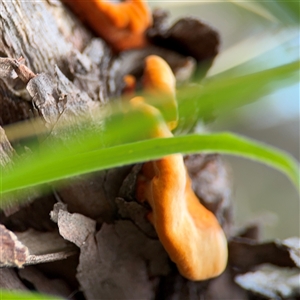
top-left (130, 55), bottom-right (228, 280)
top-left (142, 55), bottom-right (178, 131)
top-left (62, 0), bottom-right (152, 52)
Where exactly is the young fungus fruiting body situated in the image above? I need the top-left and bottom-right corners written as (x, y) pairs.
top-left (62, 0), bottom-right (152, 52)
top-left (136, 138), bottom-right (228, 280)
top-left (131, 55), bottom-right (228, 281)
top-left (142, 55), bottom-right (178, 130)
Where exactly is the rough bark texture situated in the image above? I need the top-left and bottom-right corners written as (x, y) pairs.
top-left (1, 1), bottom-right (299, 300)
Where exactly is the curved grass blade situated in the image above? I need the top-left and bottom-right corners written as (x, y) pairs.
top-left (4, 61), bottom-right (298, 144)
top-left (180, 60), bottom-right (299, 116)
top-left (207, 29), bottom-right (298, 77)
top-left (0, 290), bottom-right (61, 300)
top-left (1, 133), bottom-right (298, 201)
top-left (228, 0), bottom-right (299, 25)
top-left (176, 60), bottom-right (299, 132)
top-left (260, 0), bottom-right (300, 25)
top-left (228, 1), bottom-right (278, 23)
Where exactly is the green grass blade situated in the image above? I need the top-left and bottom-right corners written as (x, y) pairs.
top-left (228, 0), bottom-right (299, 25)
top-left (0, 290), bottom-right (61, 300)
top-left (4, 61), bottom-right (298, 143)
top-left (1, 62), bottom-right (298, 207)
top-left (1, 133), bottom-right (298, 200)
top-left (177, 61), bottom-right (299, 131)
top-left (260, 0), bottom-right (300, 25)
top-left (228, 1), bottom-right (279, 23)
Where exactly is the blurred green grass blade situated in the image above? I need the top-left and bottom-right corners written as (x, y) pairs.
top-left (1, 133), bottom-right (298, 198)
top-left (1, 62), bottom-right (298, 206)
top-left (3, 101), bottom-right (163, 156)
top-left (207, 28), bottom-right (298, 77)
top-left (0, 290), bottom-right (61, 300)
top-left (228, 1), bottom-right (278, 22)
top-left (4, 62), bottom-right (298, 144)
top-left (228, 0), bottom-right (299, 25)
top-left (177, 61), bottom-right (299, 131)
top-left (260, 0), bottom-right (300, 25)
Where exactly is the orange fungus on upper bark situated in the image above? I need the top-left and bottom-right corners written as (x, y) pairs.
top-left (62, 0), bottom-right (152, 52)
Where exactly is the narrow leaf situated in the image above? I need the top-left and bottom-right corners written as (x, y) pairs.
top-left (0, 290), bottom-right (61, 300)
top-left (177, 61), bottom-right (299, 132)
top-left (1, 133), bottom-right (298, 201)
top-left (228, 0), bottom-right (299, 25)
top-left (228, 0), bottom-right (278, 22)
top-left (4, 62), bottom-right (298, 143)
